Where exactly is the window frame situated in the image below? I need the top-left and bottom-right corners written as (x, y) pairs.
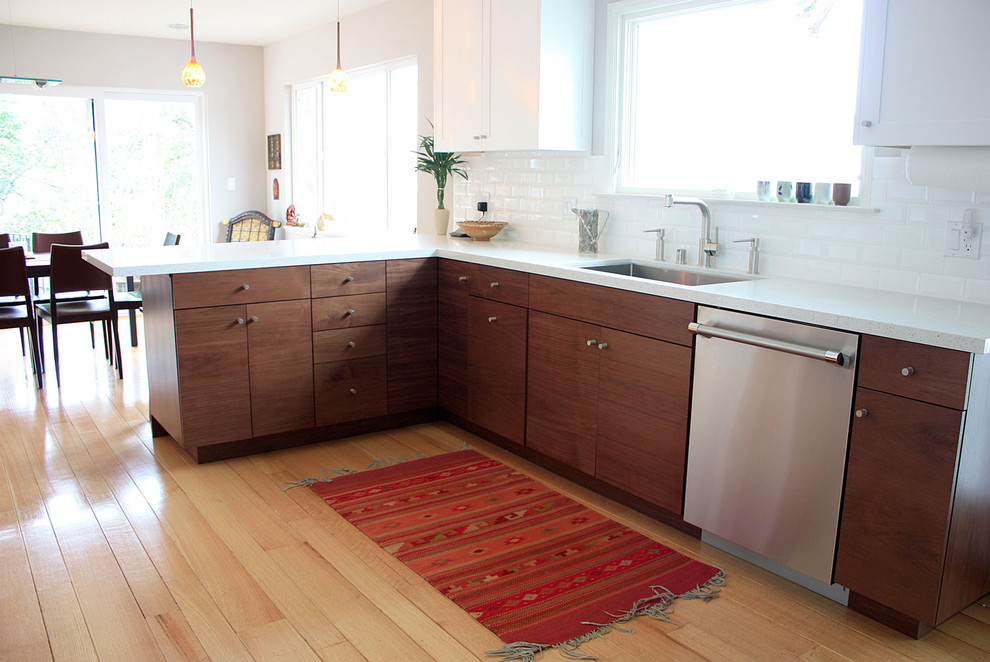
top-left (290, 56), bottom-right (418, 235)
top-left (604, 0), bottom-right (871, 204)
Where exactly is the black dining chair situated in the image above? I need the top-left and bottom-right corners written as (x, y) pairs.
top-left (117, 232), bottom-right (181, 346)
top-left (0, 246), bottom-right (43, 388)
top-left (35, 242), bottom-right (122, 387)
top-left (0, 232), bottom-right (26, 354)
top-left (0, 233), bottom-right (9, 248)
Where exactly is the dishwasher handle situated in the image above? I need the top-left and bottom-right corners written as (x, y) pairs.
top-left (688, 321), bottom-right (846, 367)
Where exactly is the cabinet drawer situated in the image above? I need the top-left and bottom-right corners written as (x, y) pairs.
top-left (439, 259), bottom-right (474, 294)
top-left (312, 293), bottom-right (386, 331)
top-left (470, 265), bottom-right (529, 307)
top-left (858, 335), bottom-right (970, 409)
top-left (529, 275), bottom-right (695, 346)
top-left (315, 357), bottom-right (387, 425)
top-left (313, 325), bottom-right (386, 363)
top-left (312, 261), bottom-right (386, 297)
top-left (172, 266), bottom-right (310, 309)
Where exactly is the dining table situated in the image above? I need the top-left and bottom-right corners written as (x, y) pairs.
top-left (25, 252), bottom-right (141, 347)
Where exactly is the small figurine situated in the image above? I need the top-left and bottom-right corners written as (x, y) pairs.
top-left (285, 204), bottom-right (297, 226)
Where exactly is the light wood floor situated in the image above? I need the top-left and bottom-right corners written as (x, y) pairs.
top-left (2, 320), bottom-right (989, 661)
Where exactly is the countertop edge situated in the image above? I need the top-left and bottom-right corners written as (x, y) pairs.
top-left (83, 240), bottom-right (990, 354)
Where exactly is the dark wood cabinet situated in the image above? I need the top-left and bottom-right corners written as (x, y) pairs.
top-left (836, 335), bottom-right (990, 634)
top-left (174, 305), bottom-right (252, 446)
top-left (173, 297), bottom-right (314, 447)
top-left (315, 356), bottom-right (387, 426)
top-left (467, 297), bottom-right (527, 445)
top-left (526, 309), bottom-right (691, 513)
top-left (386, 259), bottom-right (438, 413)
top-left (247, 299), bottom-right (314, 437)
top-left (438, 260), bottom-right (472, 419)
top-left (526, 311), bottom-right (599, 474)
top-left (596, 328), bottom-right (691, 515)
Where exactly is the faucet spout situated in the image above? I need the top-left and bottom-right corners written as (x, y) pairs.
top-left (664, 195), bottom-right (717, 267)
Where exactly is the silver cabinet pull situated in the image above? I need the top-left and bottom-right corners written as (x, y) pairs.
top-left (487, 316), bottom-right (497, 322)
top-left (347, 340), bottom-right (357, 348)
top-left (241, 283), bottom-right (251, 291)
top-left (598, 342), bottom-right (609, 350)
top-left (490, 282), bottom-right (499, 288)
top-left (901, 366), bottom-right (914, 376)
top-left (586, 339), bottom-right (597, 346)
top-left (236, 317), bottom-right (245, 325)
top-left (344, 276), bottom-right (355, 283)
top-left (250, 316), bottom-right (259, 323)
top-left (349, 387), bottom-right (358, 395)
top-left (855, 408), bottom-right (868, 418)
top-left (458, 276), bottom-right (469, 282)
top-left (861, 120), bottom-right (873, 128)
top-left (689, 322), bottom-right (846, 366)
top-left (346, 309), bottom-right (356, 316)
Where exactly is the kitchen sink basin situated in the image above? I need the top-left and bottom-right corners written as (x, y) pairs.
top-left (578, 261), bottom-right (747, 286)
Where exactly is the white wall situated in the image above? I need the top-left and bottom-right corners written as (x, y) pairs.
top-left (263, 0), bottom-right (434, 233)
top-left (0, 25), bottom-right (266, 238)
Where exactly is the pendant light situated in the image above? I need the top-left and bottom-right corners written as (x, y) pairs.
top-left (329, 0), bottom-right (348, 92)
top-left (181, 1), bottom-right (206, 87)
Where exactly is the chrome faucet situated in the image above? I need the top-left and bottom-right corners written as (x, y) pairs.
top-left (733, 237), bottom-right (760, 275)
top-left (663, 195), bottom-right (717, 268)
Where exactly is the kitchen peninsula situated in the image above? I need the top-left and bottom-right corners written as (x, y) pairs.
top-left (84, 236), bottom-right (990, 638)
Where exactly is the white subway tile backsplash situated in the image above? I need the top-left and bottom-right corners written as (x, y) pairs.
top-left (452, 149), bottom-right (990, 304)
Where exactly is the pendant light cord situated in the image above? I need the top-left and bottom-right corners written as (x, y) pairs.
top-left (7, 0), bottom-right (18, 76)
top-left (189, 3), bottom-right (196, 58)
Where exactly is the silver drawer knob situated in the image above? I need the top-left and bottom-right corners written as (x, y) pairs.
top-left (349, 387), bottom-right (358, 395)
top-left (346, 309), bottom-right (356, 316)
top-left (855, 408), bottom-right (868, 418)
top-left (901, 367), bottom-right (914, 376)
top-left (861, 120), bottom-right (872, 128)
top-left (241, 283), bottom-right (250, 291)
top-left (458, 276), bottom-right (468, 282)
top-left (490, 282), bottom-right (499, 288)
top-left (597, 342), bottom-right (609, 350)
top-left (347, 341), bottom-right (356, 348)
top-left (236, 317), bottom-right (245, 325)
top-left (487, 316), bottom-right (497, 322)
top-left (250, 316), bottom-right (259, 323)
top-left (586, 339), bottom-right (597, 346)
top-left (344, 276), bottom-right (355, 283)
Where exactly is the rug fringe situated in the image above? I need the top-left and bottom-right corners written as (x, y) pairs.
top-left (280, 450), bottom-right (432, 491)
top-left (484, 570), bottom-right (725, 661)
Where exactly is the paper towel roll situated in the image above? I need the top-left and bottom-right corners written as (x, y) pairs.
top-left (905, 146), bottom-right (990, 193)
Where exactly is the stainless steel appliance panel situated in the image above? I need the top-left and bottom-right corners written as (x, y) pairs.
top-left (683, 306), bottom-right (858, 584)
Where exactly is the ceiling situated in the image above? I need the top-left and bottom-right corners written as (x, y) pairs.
top-left (3, 0), bottom-right (391, 46)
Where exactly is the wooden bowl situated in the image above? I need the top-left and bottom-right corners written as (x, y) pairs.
top-left (456, 221), bottom-right (507, 241)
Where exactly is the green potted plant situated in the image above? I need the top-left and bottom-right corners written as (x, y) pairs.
top-left (415, 127), bottom-right (468, 235)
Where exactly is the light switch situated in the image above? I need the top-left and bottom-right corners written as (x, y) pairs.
top-left (227, 177), bottom-right (237, 191)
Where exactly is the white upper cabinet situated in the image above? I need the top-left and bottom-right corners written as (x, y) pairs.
top-left (433, 0), bottom-right (594, 152)
top-left (855, 0), bottom-right (990, 146)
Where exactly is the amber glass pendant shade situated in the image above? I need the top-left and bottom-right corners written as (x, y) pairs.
top-left (182, 6), bottom-right (206, 87)
top-left (330, 21), bottom-right (347, 92)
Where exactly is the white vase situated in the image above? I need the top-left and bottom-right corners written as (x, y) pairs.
top-left (434, 208), bottom-right (450, 236)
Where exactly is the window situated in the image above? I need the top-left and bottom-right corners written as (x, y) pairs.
top-left (0, 91), bottom-right (206, 246)
top-left (292, 59), bottom-right (418, 235)
top-left (609, 0), bottom-right (864, 199)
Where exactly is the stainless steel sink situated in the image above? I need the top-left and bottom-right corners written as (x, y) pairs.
top-left (578, 261), bottom-right (747, 286)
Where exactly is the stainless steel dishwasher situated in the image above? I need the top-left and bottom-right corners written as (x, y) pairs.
top-left (683, 306), bottom-right (857, 585)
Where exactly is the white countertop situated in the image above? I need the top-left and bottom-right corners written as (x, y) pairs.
top-left (83, 235), bottom-right (990, 354)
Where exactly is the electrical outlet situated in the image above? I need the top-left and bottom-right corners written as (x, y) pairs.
top-left (945, 212), bottom-right (982, 259)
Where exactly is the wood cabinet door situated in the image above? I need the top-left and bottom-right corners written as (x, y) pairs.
top-left (246, 299), bottom-right (314, 437)
top-left (467, 298), bottom-right (527, 445)
top-left (386, 259), bottom-right (438, 413)
top-left (526, 311), bottom-right (599, 474)
top-left (174, 305), bottom-right (252, 446)
top-left (438, 259), bottom-right (473, 418)
top-left (596, 329), bottom-right (692, 514)
top-left (835, 387), bottom-right (962, 624)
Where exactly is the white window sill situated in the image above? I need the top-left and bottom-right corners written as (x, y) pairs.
top-left (593, 191), bottom-right (880, 214)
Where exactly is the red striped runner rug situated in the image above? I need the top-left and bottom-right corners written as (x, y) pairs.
top-left (308, 449), bottom-right (724, 660)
